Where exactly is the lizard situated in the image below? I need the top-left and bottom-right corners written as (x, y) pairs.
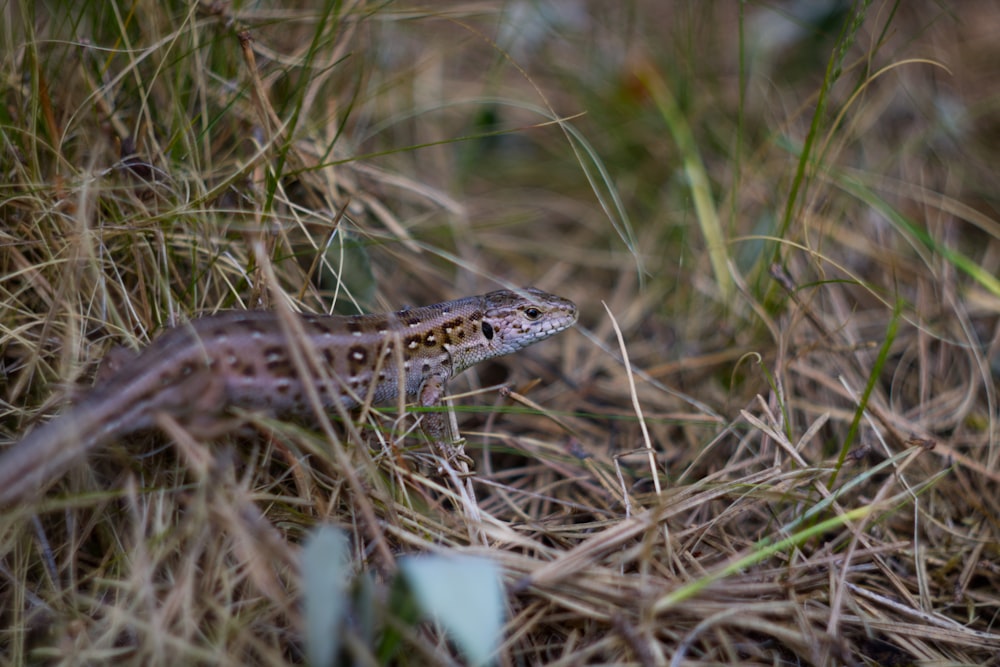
top-left (0, 287), bottom-right (577, 506)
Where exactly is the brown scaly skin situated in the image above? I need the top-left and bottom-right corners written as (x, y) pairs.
top-left (0, 288), bottom-right (577, 506)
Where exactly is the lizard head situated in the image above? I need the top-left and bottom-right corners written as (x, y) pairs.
top-left (450, 287), bottom-right (578, 374)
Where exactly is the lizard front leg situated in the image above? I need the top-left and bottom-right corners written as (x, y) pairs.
top-left (417, 373), bottom-right (472, 466)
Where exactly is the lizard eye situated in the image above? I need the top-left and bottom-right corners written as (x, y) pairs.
top-left (524, 307), bottom-right (542, 320)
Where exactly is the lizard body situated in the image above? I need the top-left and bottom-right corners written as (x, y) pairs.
top-left (0, 287), bottom-right (577, 505)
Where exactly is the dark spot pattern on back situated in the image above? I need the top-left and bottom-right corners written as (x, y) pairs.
top-left (436, 326), bottom-right (455, 348)
top-left (348, 345), bottom-right (368, 375)
top-left (264, 346), bottom-right (295, 377)
top-left (309, 319), bottom-right (332, 336)
top-left (441, 317), bottom-right (464, 333)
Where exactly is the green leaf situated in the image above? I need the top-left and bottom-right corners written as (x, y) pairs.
top-left (301, 526), bottom-right (352, 667)
top-left (399, 555), bottom-right (504, 666)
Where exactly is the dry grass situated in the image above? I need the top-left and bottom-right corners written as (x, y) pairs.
top-left (2, 1), bottom-right (999, 665)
